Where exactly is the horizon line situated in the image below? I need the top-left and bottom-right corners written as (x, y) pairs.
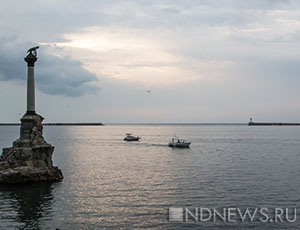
top-left (0, 122), bottom-right (247, 126)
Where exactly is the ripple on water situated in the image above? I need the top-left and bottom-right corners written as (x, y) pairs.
top-left (0, 125), bottom-right (300, 229)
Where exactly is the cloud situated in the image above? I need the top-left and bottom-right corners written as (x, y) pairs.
top-left (2, 0), bottom-right (300, 122)
top-left (0, 0), bottom-right (293, 43)
top-left (0, 34), bottom-right (99, 97)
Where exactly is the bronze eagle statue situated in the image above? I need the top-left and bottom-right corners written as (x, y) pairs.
top-left (27, 46), bottom-right (39, 57)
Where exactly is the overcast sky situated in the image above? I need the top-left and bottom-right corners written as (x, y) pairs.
top-left (1, 0), bottom-right (300, 123)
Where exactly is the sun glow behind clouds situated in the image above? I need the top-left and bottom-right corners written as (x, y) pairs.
top-left (51, 26), bottom-right (230, 86)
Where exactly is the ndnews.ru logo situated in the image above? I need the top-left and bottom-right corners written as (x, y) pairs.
top-left (169, 207), bottom-right (297, 223)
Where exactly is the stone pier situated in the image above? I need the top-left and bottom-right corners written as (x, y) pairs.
top-left (0, 47), bottom-right (63, 183)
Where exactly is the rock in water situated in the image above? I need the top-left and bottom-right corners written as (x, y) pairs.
top-left (0, 114), bottom-right (63, 183)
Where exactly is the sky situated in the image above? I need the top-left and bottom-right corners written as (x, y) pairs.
top-left (1, 0), bottom-right (300, 123)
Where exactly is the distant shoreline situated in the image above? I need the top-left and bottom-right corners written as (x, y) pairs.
top-left (248, 122), bottom-right (300, 126)
top-left (1, 122), bottom-right (300, 126)
top-left (0, 123), bottom-right (104, 126)
top-left (0, 122), bottom-right (246, 126)
top-left (106, 123), bottom-right (247, 126)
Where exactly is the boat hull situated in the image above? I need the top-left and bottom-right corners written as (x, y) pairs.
top-left (124, 137), bottom-right (140, 141)
top-left (168, 142), bottom-right (191, 148)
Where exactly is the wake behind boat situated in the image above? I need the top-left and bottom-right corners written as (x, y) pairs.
top-left (168, 136), bottom-right (191, 148)
top-left (124, 133), bottom-right (141, 141)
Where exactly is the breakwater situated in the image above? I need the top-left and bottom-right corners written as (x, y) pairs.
top-left (0, 123), bottom-right (104, 126)
top-left (248, 122), bottom-right (300, 126)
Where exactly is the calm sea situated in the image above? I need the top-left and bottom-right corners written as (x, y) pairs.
top-left (0, 125), bottom-right (300, 229)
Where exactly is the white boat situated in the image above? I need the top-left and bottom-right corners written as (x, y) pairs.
top-left (168, 136), bottom-right (191, 148)
top-left (124, 133), bottom-right (141, 141)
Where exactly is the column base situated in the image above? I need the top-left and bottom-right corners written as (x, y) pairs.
top-left (0, 112), bottom-right (64, 183)
top-left (25, 111), bottom-right (36, 115)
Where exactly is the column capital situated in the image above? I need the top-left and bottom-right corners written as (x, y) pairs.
top-left (24, 53), bottom-right (38, 67)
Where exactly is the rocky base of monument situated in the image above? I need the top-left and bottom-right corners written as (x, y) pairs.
top-left (0, 165), bottom-right (63, 184)
top-left (0, 146), bottom-right (63, 184)
top-left (0, 114), bottom-right (63, 184)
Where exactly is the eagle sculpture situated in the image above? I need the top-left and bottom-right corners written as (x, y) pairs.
top-left (27, 46), bottom-right (39, 57)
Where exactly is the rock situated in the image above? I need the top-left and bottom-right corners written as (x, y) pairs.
top-left (0, 166), bottom-right (63, 184)
top-left (0, 113), bottom-right (63, 184)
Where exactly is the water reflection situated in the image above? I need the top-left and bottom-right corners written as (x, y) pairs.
top-left (0, 182), bottom-right (55, 229)
top-left (1, 126), bottom-right (300, 229)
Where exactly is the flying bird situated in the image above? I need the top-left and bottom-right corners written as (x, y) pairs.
top-left (147, 90), bottom-right (151, 93)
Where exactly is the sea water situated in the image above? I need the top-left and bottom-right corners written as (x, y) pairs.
top-left (0, 124), bottom-right (299, 229)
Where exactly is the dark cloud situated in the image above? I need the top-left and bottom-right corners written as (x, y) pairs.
top-left (0, 0), bottom-right (294, 43)
top-left (1, 0), bottom-right (300, 122)
top-left (0, 35), bottom-right (99, 97)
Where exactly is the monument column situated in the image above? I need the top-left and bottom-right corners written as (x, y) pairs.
top-left (0, 46), bottom-right (63, 184)
top-left (24, 48), bottom-right (38, 115)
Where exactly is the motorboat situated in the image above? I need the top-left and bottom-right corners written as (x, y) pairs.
top-left (124, 133), bottom-right (141, 141)
top-left (168, 136), bottom-right (191, 148)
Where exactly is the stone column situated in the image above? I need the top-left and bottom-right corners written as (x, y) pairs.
top-left (0, 47), bottom-right (63, 183)
top-left (24, 53), bottom-right (37, 115)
